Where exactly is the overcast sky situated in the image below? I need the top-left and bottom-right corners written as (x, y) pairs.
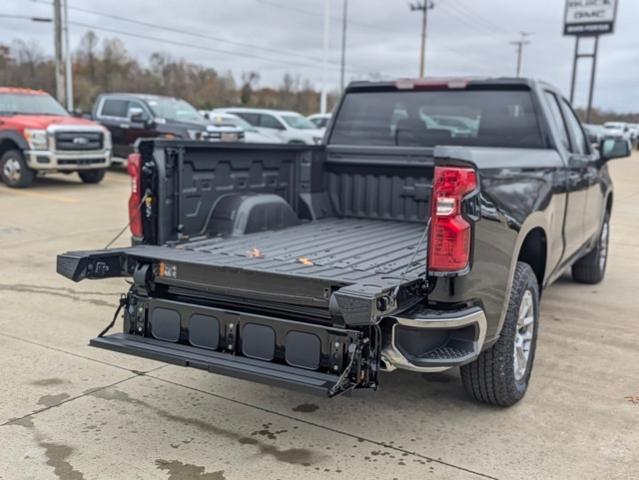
top-left (1, 0), bottom-right (637, 111)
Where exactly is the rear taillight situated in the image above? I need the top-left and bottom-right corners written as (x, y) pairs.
top-left (127, 153), bottom-right (142, 238)
top-left (428, 166), bottom-right (477, 273)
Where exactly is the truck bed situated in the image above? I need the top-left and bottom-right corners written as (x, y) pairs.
top-left (114, 217), bottom-right (427, 322)
top-left (161, 217), bottom-right (427, 284)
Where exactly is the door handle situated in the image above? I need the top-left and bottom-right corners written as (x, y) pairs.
top-left (119, 123), bottom-right (130, 129)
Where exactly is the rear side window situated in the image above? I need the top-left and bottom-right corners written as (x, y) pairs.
top-left (561, 99), bottom-right (588, 155)
top-left (543, 92), bottom-right (570, 151)
top-left (259, 114), bottom-right (284, 129)
top-left (100, 99), bottom-right (128, 118)
top-left (234, 112), bottom-right (259, 126)
top-left (329, 89), bottom-right (545, 148)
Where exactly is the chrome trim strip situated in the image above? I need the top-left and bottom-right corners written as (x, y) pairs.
top-left (381, 308), bottom-right (487, 373)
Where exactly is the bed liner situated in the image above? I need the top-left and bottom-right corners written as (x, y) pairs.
top-left (161, 217), bottom-right (427, 283)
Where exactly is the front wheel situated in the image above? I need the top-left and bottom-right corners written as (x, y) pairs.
top-left (78, 169), bottom-right (106, 184)
top-left (572, 212), bottom-right (610, 284)
top-left (0, 149), bottom-right (35, 188)
top-left (460, 262), bottom-right (540, 407)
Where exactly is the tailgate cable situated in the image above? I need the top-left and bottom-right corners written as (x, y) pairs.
top-left (328, 342), bottom-right (360, 397)
top-left (98, 294), bottom-right (127, 338)
top-left (392, 218), bottom-right (431, 300)
top-left (102, 191), bottom-right (151, 250)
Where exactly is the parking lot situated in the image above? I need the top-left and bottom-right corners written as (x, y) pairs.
top-left (0, 153), bottom-right (637, 480)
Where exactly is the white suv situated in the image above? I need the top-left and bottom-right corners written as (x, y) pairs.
top-left (215, 108), bottom-right (324, 145)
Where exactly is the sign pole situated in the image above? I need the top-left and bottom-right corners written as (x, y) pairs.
top-left (586, 35), bottom-right (600, 123)
top-left (569, 36), bottom-right (579, 103)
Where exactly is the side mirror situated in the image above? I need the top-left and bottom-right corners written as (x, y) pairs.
top-left (601, 137), bottom-right (631, 161)
top-left (128, 107), bottom-right (147, 124)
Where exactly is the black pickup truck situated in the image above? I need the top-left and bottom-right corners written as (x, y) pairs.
top-left (57, 78), bottom-right (630, 406)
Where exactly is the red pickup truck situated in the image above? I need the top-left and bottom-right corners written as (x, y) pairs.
top-left (0, 87), bottom-right (112, 188)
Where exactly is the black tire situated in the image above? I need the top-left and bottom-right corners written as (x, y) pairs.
top-left (572, 212), bottom-right (610, 284)
top-left (78, 168), bottom-right (106, 184)
top-left (0, 149), bottom-right (35, 188)
top-left (460, 262), bottom-right (540, 407)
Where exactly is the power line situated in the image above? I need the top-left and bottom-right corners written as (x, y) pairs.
top-left (437, 1), bottom-right (510, 42)
top-left (65, 19), bottom-right (391, 79)
top-left (0, 13), bottom-right (51, 22)
top-left (29, 0), bottom-right (390, 77)
top-left (257, 0), bottom-right (403, 34)
top-left (447, 0), bottom-right (515, 37)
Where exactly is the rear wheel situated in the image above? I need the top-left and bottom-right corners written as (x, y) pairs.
top-left (0, 149), bottom-right (35, 188)
top-left (572, 212), bottom-right (610, 284)
top-left (78, 168), bottom-right (106, 184)
top-left (460, 262), bottom-right (539, 407)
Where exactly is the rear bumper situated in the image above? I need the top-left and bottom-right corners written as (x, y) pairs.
top-left (25, 149), bottom-right (112, 171)
top-left (380, 306), bottom-right (487, 372)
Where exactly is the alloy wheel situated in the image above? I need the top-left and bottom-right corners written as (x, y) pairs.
top-left (513, 289), bottom-right (535, 382)
top-left (2, 157), bottom-right (22, 183)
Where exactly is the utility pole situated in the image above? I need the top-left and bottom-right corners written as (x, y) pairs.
top-left (53, 0), bottom-right (65, 105)
top-left (340, 0), bottom-right (348, 92)
top-left (63, 0), bottom-right (73, 111)
top-left (410, 1), bottom-right (434, 78)
top-left (320, 0), bottom-right (331, 114)
top-left (510, 32), bottom-right (532, 78)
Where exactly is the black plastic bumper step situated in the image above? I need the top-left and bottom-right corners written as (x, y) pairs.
top-left (91, 333), bottom-right (341, 395)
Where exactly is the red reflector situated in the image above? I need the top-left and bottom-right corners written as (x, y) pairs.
top-left (127, 153), bottom-right (142, 237)
top-left (429, 166), bottom-right (477, 273)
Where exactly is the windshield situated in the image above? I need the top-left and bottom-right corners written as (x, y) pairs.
top-left (0, 93), bottom-right (69, 116)
top-left (281, 114), bottom-right (316, 130)
top-left (147, 97), bottom-right (203, 122)
top-left (212, 114), bottom-right (257, 132)
top-left (329, 89), bottom-right (545, 148)
top-left (605, 123), bottom-right (624, 130)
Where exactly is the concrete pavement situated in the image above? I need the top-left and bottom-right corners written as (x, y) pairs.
top-left (0, 156), bottom-right (638, 480)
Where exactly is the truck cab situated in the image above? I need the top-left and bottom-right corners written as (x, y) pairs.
top-left (0, 87), bottom-right (112, 188)
top-left (93, 93), bottom-right (244, 159)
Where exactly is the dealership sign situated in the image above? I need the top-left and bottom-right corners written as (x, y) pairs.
top-left (564, 0), bottom-right (618, 35)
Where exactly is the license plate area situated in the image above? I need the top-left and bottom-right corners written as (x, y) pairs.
top-left (220, 132), bottom-right (239, 142)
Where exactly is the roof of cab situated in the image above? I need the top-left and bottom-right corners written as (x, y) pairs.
top-left (99, 92), bottom-right (180, 102)
top-left (345, 77), bottom-right (540, 92)
top-left (0, 87), bottom-right (48, 95)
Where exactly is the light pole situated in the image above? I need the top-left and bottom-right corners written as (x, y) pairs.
top-left (53, 0), bottom-right (65, 105)
top-left (320, 0), bottom-right (331, 114)
top-left (510, 32), bottom-right (532, 78)
top-left (410, 1), bottom-right (434, 78)
top-left (63, 0), bottom-right (73, 111)
top-left (340, 0), bottom-right (348, 92)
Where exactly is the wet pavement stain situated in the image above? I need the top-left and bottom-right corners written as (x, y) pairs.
top-left (155, 460), bottom-right (226, 480)
top-left (251, 424), bottom-right (287, 440)
top-left (30, 378), bottom-right (69, 387)
top-left (90, 387), bottom-right (328, 466)
top-left (0, 283), bottom-right (118, 307)
top-left (6, 408), bottom-right (86, 479)
top-left (292, 403), bottom-right (319, 413)
top-left (39, 441), bottom-right (86, 480)
top-left (38, 393), bottom-right (71, 408)
top-left (9, 416), bottom-right (35, 428)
